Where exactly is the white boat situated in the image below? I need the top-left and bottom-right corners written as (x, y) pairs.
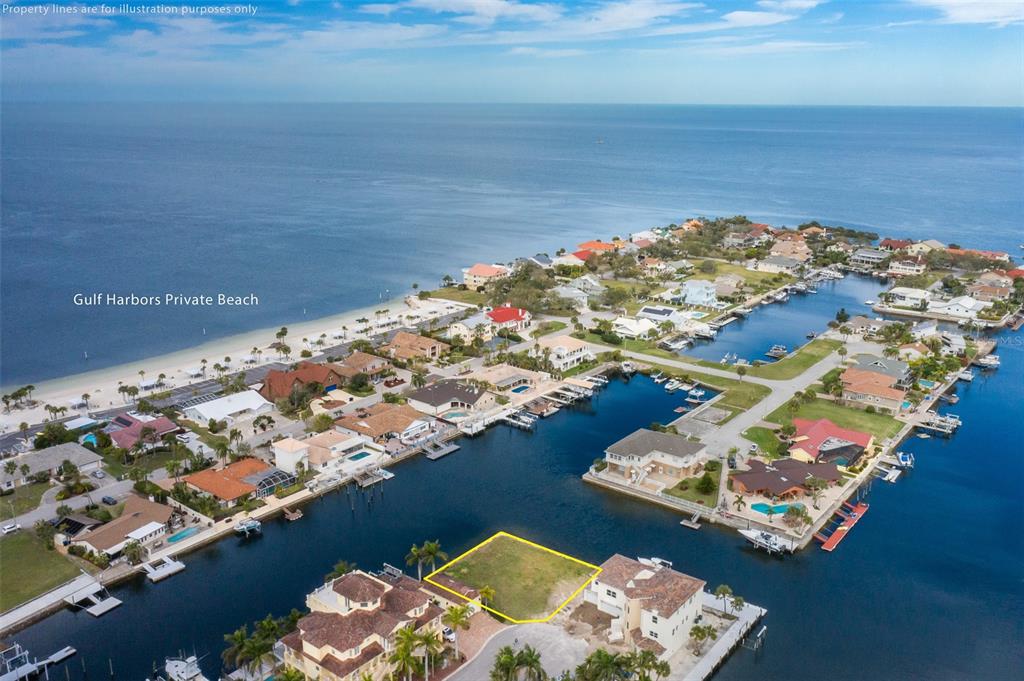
top-left (676, 382), bottom-right (695, 391)
top-left (149, 656), bottom-right (211, 681)
top-left (957, 370), bottom-right (975, 382)
top-left (738, 529), bottom-right (796, 554)
top-left (688, 388), bottom-right (706, 398)
top-left (233, 519), bottom-right (261, 536)
top-left (976, 355), bottom-right (1000, 369)
top-left (620, 361), bottom-right (637, 375)
top-left (638, 556), bottom-right (673, 569)
top-left (765, 344), bottom-right (788, 359)
top-left (653, 375), bottom-right (668, 384)
top-left (896, 451), bottom-right (915, 469)
top-left (379, 469), bottom-right (395, 480)
top-left (864, 299), bottom-right (877, 305)
top-left (664, 379), bottom-right (681, 392)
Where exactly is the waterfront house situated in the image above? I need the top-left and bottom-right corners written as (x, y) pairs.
top-left (183, 458), bottom-right (294, 506)
top-left (637, 305), bottom-right (689, 330)
top-left (182, 390), bottom-right (273, 426)
top-left (0, 442), bottom-right (102, 491)
top-left (630, 229), bottom-right (662, 243)
top-left (678, 279), bottom-right (718, 307)
top-left (602, 429), bottom-right (706, 487)
top-left (583, 554), bottom-right (704, 661)
top-left (940, 331), bottom-right (967, 356)
top-left (905, 239), bottom-right (945, 256)
top-left (885, 286), bottom-right (931, 309)
top-left (887, 258), bottom-right (927, 277)
top-left (976, 271), bottom-right (1014, 288)
top-left (846, 316), bottom-right (898, 336)
top-left (578, 240), bottom-right (618, 252)
top-left (612, 317), bottom-right (658, 340)
top-left (730, 458), bottom-right (842, 498)
top-left (405, 379), bottom-right (496, 417)
top-left (853, 354), bottom-right (913, 388)
top-left (927, 295), bottom-right (991, 320)
top-left (769, 240), bottom-right (812, 262)
top-left (552, 252), bottom-right (587, 269)
top-left (946, 247), bottom-right (1010, 263)
top-left (260, 362), bottom-right (352, 402)
top-left (966, 283), bottom-right (1011, 302)
top-left (879, 238), bottom-right (913, 251)
top-left (337, 351), bottom-right (392, 381)
top-left (69, 494), bottom-right (172, 559)
top-left (749, 254), bottom-right (800, 275)
top-left (849, 248), bottom-right (889, 270)
top-left (486, 304), bottom-right (532, 333)
top-left (380, 331), bottom-right (449, 362)
top-left (273, 432), bottom-right (386, 476)
top-left (788, 418), bottom-right (873, 467)
top-left (334, 403), bottom-right (433, 445)
top-left (107, 411), bottom-right (180, 450)
top-left (447, 311), bottom-right (494, 343)
top-left (840, 367), bottom-right (907, 414)
top-left (277, 570), bottom-right (444, 681)
top-left (910, 320), bottom-right (940, 341)
top-left (532, 335), bottom-right (596, 372)
top-left (898, 342), bottom-right (931, 362)
top-left (713, 274), bottom-right (744, 298)
top-left (462, 263), bottom-right (509, 289)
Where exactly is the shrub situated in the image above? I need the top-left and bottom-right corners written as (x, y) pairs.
top-left (704, 460), bottom-right (722, 472)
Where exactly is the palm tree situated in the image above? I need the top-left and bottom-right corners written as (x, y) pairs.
top-left (442, 605), bottom-right (471, 659)
top-left (714, 584), bottom-right (733, 614)
top-left (222, 625), bottom-right (249, 669)
top-left (123, 540), bottom-right (145, 565)
top-left (516, 645), bottom-right (546, 681)
top-left (166, 458), bottom-right (183, 482)
top-left (416, 630), bottom-right (442, 681)
top-left (242, 636), bottom-right (275, 678)
top-left (412, 371), bottom-right (427, 389)
top-left (275, 667), bottom-right (305, 681)
top-left (732, 494), bottom-right (746, 512)
top-left (478, 585), bottom-right (496, 608)
top-left (490, 645), bottom-right (518, 681)
top-left (576, 648), bottom-right (627, 681)
top-left (406, 544), bottom-right (424, 580)
top-left (80, 393), bottom-right (90, 408)
top-left (419, 539), bottom-right (447, 573)
top-left (324, 559), bottom-right (357, 582)
top-left (390, 629), bottom-right (422, 681)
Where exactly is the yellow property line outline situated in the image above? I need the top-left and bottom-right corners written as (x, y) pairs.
top-left (424, 531), bottom-right (602, 624)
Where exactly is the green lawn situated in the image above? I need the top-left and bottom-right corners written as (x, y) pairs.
top-left (663, 468), bottom-right (720, 507)
top-left (433, 533), bottom-right (597, 621)
top-left (0, 532), bottom-right (83, 611)
top-left (741, 426), bottom-right (783, 455)
top-left (685, 259), bottom-right (794, 288)
top-left (766, 398), bottom-right (902, 440)
top-left (580, 333), bottom-right (680, 361)
top-left (0, 482), bottom-right (52, 520)
top-left (639, 362), bottom-right (772, 411)
top-left (531, 320), bottom-right (568, 338)
top-left (426, 287), bottom-right (487, 306)
top-left (744, 339), bottom-right (842, 380)
top-left (101, 447), bottom-right (180, 479)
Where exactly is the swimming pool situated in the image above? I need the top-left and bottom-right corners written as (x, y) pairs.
top-left (349, 452), bottom-right (371, 461)
top-left (445, 411), bottom-right (469, 419)
top-left (751, 502), bottom-right (803, 515)
top-left (918, 379), bottom-right (936, 389)
top-left (167, 527), bottom-right (200, 543)
top-left (511, 385), bottom-right (530, 393)
top-left (81, 433), bottom-right (98, 446)
top-left (902, 401), bottom-right (913, 410)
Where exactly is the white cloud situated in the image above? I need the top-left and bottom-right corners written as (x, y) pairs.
top-left (507, 46), bottom-right (587, 57)
top-left (757, 0), bottom-right (825, 9)
top-left (378, 0), bottom-right (564, 26)
top-left (0, 11), bottom-right (108, 41)
top-left (908, 0), bottom-right (1024, 26)
top-left (647, 10), bottom-right (795, 35)
top-left (692, 38), bottom-right (864, 55)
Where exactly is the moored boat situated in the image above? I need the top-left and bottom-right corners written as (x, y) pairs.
top-left (738, 529), bottom-right (796, 555)
top-left (234, 519), bottom-right (261, 536)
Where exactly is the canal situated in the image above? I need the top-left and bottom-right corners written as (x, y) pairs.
top-left (12, 278), bottom-right (1024, 680)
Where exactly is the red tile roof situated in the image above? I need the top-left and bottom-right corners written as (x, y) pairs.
top-left (577, 240), bottom-right (617, 251)
top-left (790, 418), bottom-right (872, 462)
top-left (260, 362), bottom-right (348, 401)
top-left (466, 263), bottom-right (507, 278)
top-left (486, 306), bottom-right (528, 324)
top-left (573, 249), bottom-right (596, 261)
top-left (880, 238), bottom-right (912, 250)
top-left (109, 414), bottom-right (179, 449)
top-left (184, 458), bottom-right (270, 502)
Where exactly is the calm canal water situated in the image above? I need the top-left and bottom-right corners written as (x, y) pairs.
top-left (12, 278), bottom-right (1024, 680)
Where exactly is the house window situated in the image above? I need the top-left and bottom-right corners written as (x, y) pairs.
top-left (651, 615), bottom-right (658, 624)
top-left (605, 589), bottom-right (617, 598)
top-left (649, 631), bottom-right (659, 639)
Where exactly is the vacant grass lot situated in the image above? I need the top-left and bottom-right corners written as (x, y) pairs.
top-left (685, 259), bottom-right (794, 288)
top-left (0, 482), bottom-right (52, 520)
top-left (0, 532), bottom-right (83, 611)
top-left (531, 320), bottom-right (567, 338)
top-left (427, 288), bottom-right (487, 306)
top-left (742, 426), bottom-right (783, 455)
top-left (743, 339), bottom-right (842, 380)
top-left (664, 468), bottom-right (720, 507)
top-left (639, 362), bottom-right (772, 411)
top-left (766, 398), bottom-right (902, 440)
top-left (434, 533), bottom-right (598, 621)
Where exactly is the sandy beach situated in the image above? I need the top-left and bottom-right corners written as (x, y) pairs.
top-left (0, 294), bottom-right (473, 433)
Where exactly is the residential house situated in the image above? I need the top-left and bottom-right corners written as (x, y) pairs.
top-left (846, 316), bottom-right (897, 336)
top-left (260, 362), bottom-right (353, 402)
top-left (107, 412), bottom-right (180, 450)
top-left (380, 331), bottom-right (449, 362)
top-left (334, 403), bottom-right (433, 445)
top-left (553, 274), bottom-right (606, 309)
top-left (552, 252), bottom-right (587, 269)
top-left (638, 256), bottom-right (671, 275)
top-left (905, 239), bottom-right (945, 256)
top-left (910, 320), bottom-right (940, 341)
top-left (629, 229), bottom-right (661, 243)
top-left (887, 258), bottom-right (927, 277)
top-left (405, 380), bottom-right (496, 417)
top-left (637, 305), bottom-right (689, 330)
top-left (486, 304), bottom-right (532, 333)
top-left (749, 255), bottom-right (800, 275)
top-left (532, 335), bottom-right (595, 372)
top-left (273, 432), bottom-right (386, 476)
top-left (447, 311), bottom-right (494, 343)
top-left (898, 342), bottom-right (931, 362)
top-left (337, 351), bottom-right (392, 382)
top-left (552, 284), bottom-right (590, 309)
top-left (723, 231), bottom-right (754, 249)
top-left (183, 458), bottom-right (294, 506)
top-left (879, 238), bottom-right (913, 251)
top-left (612, 317), bottom-right (658, 340)
top-left (679, 279), bottom-right (718, 307)
top-left (578, 240), bottom-right (618, 252)
top-left (69, 494), bottom-right (172, 558)
top-left (182, 390), bottom-right (273, 426)
top-left (840, 368), bottom-right (907, 414)
top-left (0, 442), bottom-right (102, 491)
top-left (520, 253), bottom-right (553, 269)
top-left (966, 283), bottom-right (1011, 302)
top-left (852, 354), bottom-right (913, 388)
top-left (713, 274), bottom-right (744, 298)
top-left (849, 248), bottom-right (889, 270)
top-left (278, 571), bottom-right (444, 681)
top-left (731, 458), bottom-right (842, 498)
top-left (787, 418), bottom-right (874, 468)
top-left (573, 249), bottom-right (598, 263)
top-left (976, 271), bottom-right (1013, 288)
top-left (769, 240), bottom-right (812, 262)
top-left (928, 295), bottom-right (992, 320)
top-left (885, 286), bottom-right (931, 309)
top-left (602, 429), bottom-right (706, 485)
top-left (462, 263), bottom-right (509, 289)
top-left (583, 554), bottom-right (704, 661)
top-left (946, 247), bottom-right (1010, 263)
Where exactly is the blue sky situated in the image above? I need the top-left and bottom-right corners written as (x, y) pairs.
top-left (1, 0), bottom-right (1022, 104)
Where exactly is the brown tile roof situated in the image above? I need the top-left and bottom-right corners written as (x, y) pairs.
top-left (466, 263), bottom-right (508, 277)
top-left (420, 573), bottom-right (480, 602)
top-left (597, 554), bottom-right (704, 618)
top-left (260, 361), bottom-right (348, 401)
top-left (184, 458), bottom-right (270, 502)
top-left (73, 495), bottom-right (172, 552)
top-left (731, 458), bottom-right (841, 497)
top-left (341, 351), bottom-right (391, 375)
top-left (297, 609), bottom-right (402, 654)
top-left (382, 332), bottom-right (449, 360)
top-left (840, 368), bottom-right (906, 401)
top-left (333, 572), bottom-right (387, 603)
top-left (335, 403), bottom-right (426, 440)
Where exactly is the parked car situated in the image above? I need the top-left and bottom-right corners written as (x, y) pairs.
top-left (101, 496), bottom-right (118, 506)
top-left (727, 456), bottom-right (737, 469)
top-left (2, 522), bottom-right (22, 535)
top-left (748, 443), bottom-right (759, 453)
top-left (442, 627), bottom-right (456, 642)
top-left (91, 470), bottom-right (106, 479)
top-left (176, 433), bottom-right (190, 443)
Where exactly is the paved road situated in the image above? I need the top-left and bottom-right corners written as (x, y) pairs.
top-left (449, 623), bottom-right (588, 681)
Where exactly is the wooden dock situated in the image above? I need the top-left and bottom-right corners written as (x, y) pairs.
top-left (816, 501), bottom-right (869, 552)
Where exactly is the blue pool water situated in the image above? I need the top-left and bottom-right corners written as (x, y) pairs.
top-left (511, 385), bottom-right (530, 393)
top-left (751, 502), bottom-right (804, 515)
top-left (81, 433), bottom-right (97, 446)
top-left (918, 379), bottom-right (937, 389)
top-left (902, 401), bottom-right (913, 410)
top-left (348, 452), bottom-right (370, 461)
top-left (444, 411), bottom-right (468, 419)
top-left (167, 527), bottom-right (200, 544)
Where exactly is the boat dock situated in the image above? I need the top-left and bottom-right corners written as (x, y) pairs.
top-left (0, 643), bottom-right (77, 681)
top-left (354, 469), bottom-right (387, 488)
top-left (283, 507), bottom-right (304, 521)
top-left (141, 557), bottom-right (186, 583)
top-left (63, 581), bottom-right (122, 616)
top-left (500, 410), bottom-right (537, 430)
top-left (681, 593), bottom-right (767, 681)
top-left (424, 439), bottom-right (461, 460)
top-left (916, 412), bottom-right (961, 436)
top-left (680, 511), bottom-right (702, 530)
top-left (815, 501), bottom-right (869, 552)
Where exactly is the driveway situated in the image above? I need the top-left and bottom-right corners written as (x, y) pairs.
top-left (449, 623), bottom-right (588, 681)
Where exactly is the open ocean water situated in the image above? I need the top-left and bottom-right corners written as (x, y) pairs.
top-left (2, 104), bottom-right (1022, 386)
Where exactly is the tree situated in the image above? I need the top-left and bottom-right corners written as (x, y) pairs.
top-left (805, 476), bottom-right (827, 509)
top-left (275, 667), bottom-right (306, 681)
top-left (731, 595), bottom-right (745, 614)
top-left (123, 540), bottom-right (145, 565)
top-left (324, 559), bottom-right (357, 582)
top-left (736, 365), bottom-right (747, 381)
top-left (714, 584), bottom-right (733, 613)
top-left (419, 539), bottom-right (447, 572)
top-left (3, 461), bottom-right (15, 477)
top-left (517, 645), bottom-right (547, 681)
top-left (390, 629), bottom-right (422, 681)
top-left (411, 370), bottom-right (427, 389)
top-left (576, 648), bottom-right (629, 681)
top-left (478, 584), bottom-right (496, 607)
top-left (222, 625), bottom-right (249, 669)
top-left (732, 493), bottom-right (746, 512)
top-left (696, 472), bottom-right (716, 495)
top-left (406, 544), bottom-right (425, 580)
top-left (835, 307), bottom-right (850, 324)
top-left (689, 624), bottom-right (717, 654)
top-left (312, 413), bottom-right (335, 433)
top-left (490, 645), bottom-right (518, 681)
top-left (442, 605), bottom-right (471, 659)
top-left (166, 458), bottom-right (183, 482)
